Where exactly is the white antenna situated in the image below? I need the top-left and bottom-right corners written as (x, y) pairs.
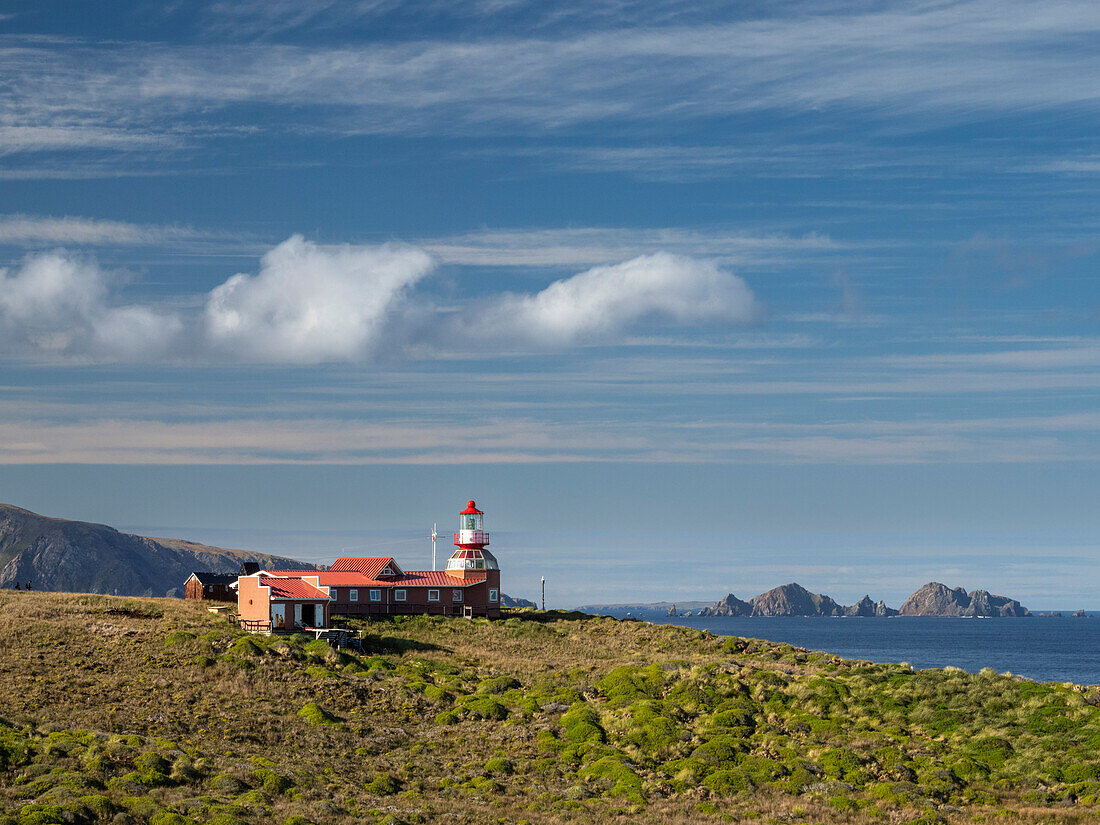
top-left (430, 523), bottom-right (438, 570)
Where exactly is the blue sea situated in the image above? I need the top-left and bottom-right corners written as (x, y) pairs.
top-left (649, 615), bottom-right (1100, 685)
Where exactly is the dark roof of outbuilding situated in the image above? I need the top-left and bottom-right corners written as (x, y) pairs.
top-left (188, 572), bottom-right (237, 586)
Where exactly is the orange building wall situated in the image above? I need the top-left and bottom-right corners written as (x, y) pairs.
top-left (238, 576), bottom-right (271, 623)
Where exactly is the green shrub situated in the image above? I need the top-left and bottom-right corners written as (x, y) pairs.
top-left (251, 768), bottom-right (291, 795)
top-left (819, 748), bottom-right (867, 784)
top-left (297, 702), bottom-right (340, 725)
top-left (135, 751), bottom-right (170, 775)
top-left (580, 755), bottom-right (645, 803)
top-left (453, 694), bottom-right (509, 721)
top-left (484, 757), bottom-right (514, 775)
top-left (150, 813), bottom-right (196, 825)
top-left (623, 701), bottom-right (683, 751)
top-left (691, 735), bottom-right (744, 769)
top-left (366, 773), bottom-right (400, 796)
top-left (560, 703), bottom-right (605, 744)
top-left (165, 631), bottom-right (196, 646)
top-left (702, 769), bottom-right (754, 795)
top-left (16, 804), bottom-right (66, 825)
top-left (210, 773), bottom-right (248, 794)
top-left (705, 704), bottom-right (756, 736)
top-left (78, 795), bottom-right (115, 819)
top-left (230, 637), bottom-right (263, 657)
top-left (1061, 763), bottom-right (1100, 783)
top-left (596, 665), bottom-right (663, 707)
top-left (478, 675), bottom-right (521, 694)
top-left (423, 684), bottom-right (449, 702)
top-left (965, 736), bottom-right (1014, 769)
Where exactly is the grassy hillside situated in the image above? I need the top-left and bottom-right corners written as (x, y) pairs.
top-left (1, 593), bottom-right (1099, 825)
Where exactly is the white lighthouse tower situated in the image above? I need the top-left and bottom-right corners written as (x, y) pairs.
top-left (446, 500), bottom-right (500, 581)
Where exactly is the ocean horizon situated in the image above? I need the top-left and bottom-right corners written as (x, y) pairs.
top-left (649, 615), bottom-right (1100, 686)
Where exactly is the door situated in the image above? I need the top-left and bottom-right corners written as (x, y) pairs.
top-left (271, 604), bottom-right (286, 629)
top-left (294, 603), bottom-right (303, 628)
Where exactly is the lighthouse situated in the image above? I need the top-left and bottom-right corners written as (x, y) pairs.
top-left (447, 500), bottom-right (500, 582)
top-left (237, 497), bottom-right (503, 628)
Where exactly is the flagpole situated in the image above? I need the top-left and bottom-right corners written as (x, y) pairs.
top-left (431, 523), bottom-right (437, 570)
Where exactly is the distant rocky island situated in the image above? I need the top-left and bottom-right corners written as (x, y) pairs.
top-left (696, 581), bottom-right (1030, 618)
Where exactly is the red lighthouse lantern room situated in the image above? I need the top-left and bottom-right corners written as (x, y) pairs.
top-left (447, 500), bottom-right (500, 581)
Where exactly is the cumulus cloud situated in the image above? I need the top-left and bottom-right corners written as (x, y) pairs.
top-left (203, 234), bottom-right (435, 363)
top-left (0, 251), bottom-right (181, 360)
top-left (483, 252), bottom-right (758, 345)
top-left (0, 239), bottom-right (757, 363)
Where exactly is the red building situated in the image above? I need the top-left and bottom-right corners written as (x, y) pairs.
top-left (236, 500), bottom-right (501, 631)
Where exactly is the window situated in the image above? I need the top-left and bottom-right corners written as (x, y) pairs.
top-left (349, 589), bottom-right (358, 602)
top-left (475, 561), bottom-right (484, 569)
top-left (489, 589), bottom-right (498, 602)
top-left (395, 589), bottom-right (407, 602)
top-left (370, 589), bottom-right (382, 602)
top-left (428, 589), bottom-right (439, 602)
top-left (453, 589), bottom-right (463, 603)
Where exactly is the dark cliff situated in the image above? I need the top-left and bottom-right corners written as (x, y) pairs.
top-left (750, 582), bottom-right (844, 617)
top-left (0, 503), bottom-right (313, 597)
top-left (898, 582), bottom-right (1029, 617)
top-left (697, 593), bottom-right (753, 617)
top-left (845, 595), bottom-right (899, 617)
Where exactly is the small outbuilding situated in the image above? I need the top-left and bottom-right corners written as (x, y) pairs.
top-left (184, 572), bottom-right (237, 602)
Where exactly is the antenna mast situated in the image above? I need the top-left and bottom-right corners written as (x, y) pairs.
top-left (431, 523), bottom-right (438, 570)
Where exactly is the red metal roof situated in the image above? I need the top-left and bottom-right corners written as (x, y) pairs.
top-left (460, 500), bottom-right (483, 515)
top-left (264, 569), bottom-right (486, 589)
top-left (260, 576), bottom-right (329, 600)
top-left (399, 570), bottom-right (487, 587)
top-left (328, 556), bottom-right (403, 577)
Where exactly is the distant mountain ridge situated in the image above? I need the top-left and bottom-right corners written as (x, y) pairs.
top-left (698, 582), bottom-right (1028, 617)
top-left (699, 583), bottom-right (898, 617)
top-left (0, 503), bottom-right (315, 597)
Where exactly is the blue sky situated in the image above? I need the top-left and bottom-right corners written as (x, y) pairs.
top-left (0, 1), bottom-right (1098, 607)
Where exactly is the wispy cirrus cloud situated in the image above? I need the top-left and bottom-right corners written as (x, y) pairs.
top-left (0, 125), bottom-right (176, 156)
top-left (3, 0), bottom-right (1098, 150)
top-left (423, 227), bottom-right (844, 268)
top-left (0, 409), bottom-right (1095, 466)
top-left (0, 214), bottom-right (219, 247)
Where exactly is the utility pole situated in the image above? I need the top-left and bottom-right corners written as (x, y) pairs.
top-left (541, 576), bottom-right (546, 611)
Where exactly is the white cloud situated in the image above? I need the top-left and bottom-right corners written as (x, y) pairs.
top-left (0, 214), bottom-right (213, 246)
top-left (0, 251), bottom-right (181, 360)
top-left (203, 234), bottom-right (435, 363)
top-left (482, 252), bottom-right (758, 345)
top-left (0, 125), bottom-right (173, 156)
top-left (3, 0), bottom-right (1099, 150)
top-left (423, 227), bottom-right (841, 268)
top-left (0, 236), bottom-right (761, 364)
